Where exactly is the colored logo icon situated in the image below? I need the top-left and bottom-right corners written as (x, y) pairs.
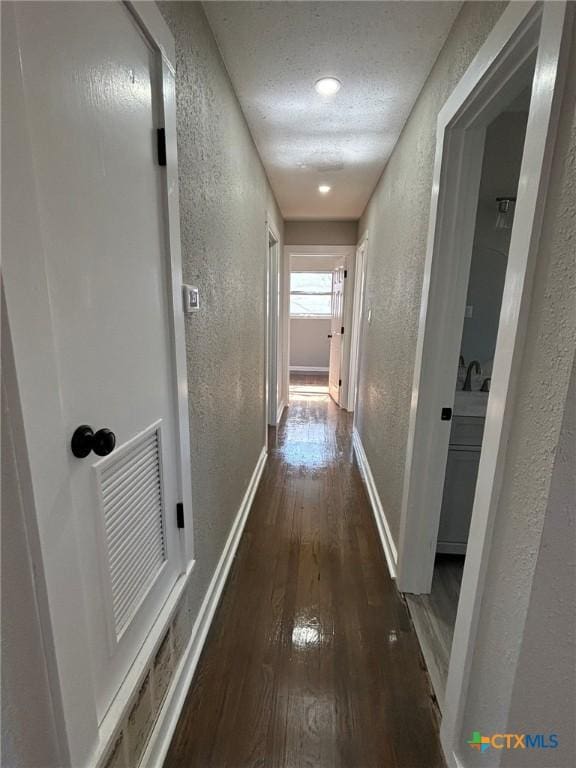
top-left (468, 732), bottom-right (491, 752)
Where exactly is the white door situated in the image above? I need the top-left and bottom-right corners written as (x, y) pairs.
top-left (349, 239), bottom-right (367, 411)
top-left (267, 232), bottom-right (280, 425)
top-left (328, 266), bottom-right (345, 404)
top-left (11, 1), bottom-right (184, 721)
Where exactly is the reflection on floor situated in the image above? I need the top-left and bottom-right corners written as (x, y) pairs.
top-left (405, 555), bottom-right (465, 710)
top-left (165, 369), bottom-right (445, 767)
top-left (289, 370), bottom-right (329, 397)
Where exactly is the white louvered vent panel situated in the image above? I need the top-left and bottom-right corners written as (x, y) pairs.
top-left (99, 427), bottom-right (167, 637)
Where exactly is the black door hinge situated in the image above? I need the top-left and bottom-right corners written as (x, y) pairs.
top-left (341, 326), bottom-right (345, 335)
top-left (339, 378), bottom-right (342, 387)
top-left (441, 407), bottom-right (452, 421)
top-left (344, 269), bottom-right (348, 278)
top-left (176, 502), bottom-right (184, 528)
top-left (157, 128), bottom-right (167, 166)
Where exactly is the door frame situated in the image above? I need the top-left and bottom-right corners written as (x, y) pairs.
top-left (390, 1), bottom-right (572, 764)
top-left (328, 264), bottom-right (346, 405)
top-left (283, 245), bottom-right (355, 402)
top-left (1, 3), bottom-right (194, 764)
top-left (347, 231), bottom-right (368, 412)
top-left (265, 217), bottom-right (282, 434)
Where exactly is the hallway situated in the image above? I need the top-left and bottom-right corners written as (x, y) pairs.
top-left (4, 4), bottom-right (575, 767)
top-left (164, 375), bottom-right (444, 767)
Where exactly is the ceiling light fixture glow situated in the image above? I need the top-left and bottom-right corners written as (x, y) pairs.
top-left (318, 184), bottom-right (331, 194)
top-left (315, 77), bottom-right (341, 96)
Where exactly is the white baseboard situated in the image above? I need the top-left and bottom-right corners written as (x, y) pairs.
top-left (141, 446), bottom-right (268, 767)
top-left (352, 428), bottom-right (398, 579)
top-left (289, 366), bottom-right (329, 373)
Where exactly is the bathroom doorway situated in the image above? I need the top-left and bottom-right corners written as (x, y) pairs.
top-left (406, 85), bottom-right (531, 710)
top-left (394, 10), bottom-right (573, 756)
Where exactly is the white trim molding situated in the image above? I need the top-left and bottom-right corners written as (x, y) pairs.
top-left (276, 400), bottom-right (287, 424)
top-left (96, 560), bottom-right (196, 767)
top-left (265, 216), bottom-right (281, 432)
top-left (141, 447), bottom-right (267, 768)
top-left (347, 231), bottom-right (369, 412)
top-left (284, 245), bottom-right (356, 411)
top-left (352, 428), bottom-right (397, 579)
top-left (290, 366), bottom-right (329, 373)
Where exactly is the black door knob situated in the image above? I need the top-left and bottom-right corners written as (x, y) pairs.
top-left (71, 425), bottom-right (116, 458)
top-left (93, 428), bottom-right (116, 456)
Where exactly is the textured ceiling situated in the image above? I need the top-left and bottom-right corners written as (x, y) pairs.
top-left (203, 1), bottom-right (462, 219)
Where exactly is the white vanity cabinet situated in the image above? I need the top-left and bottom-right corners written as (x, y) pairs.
top-left (437, 415), bottom-right (485, 554)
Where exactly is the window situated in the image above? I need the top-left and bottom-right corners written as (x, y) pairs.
top-left (290, 272), bottom-right (332, 317)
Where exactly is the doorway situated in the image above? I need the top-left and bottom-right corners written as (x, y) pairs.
top-left (392, 2), bottom-right (571, 762)
top-left (266, 221), bottom-right (281, 428)
top-left (285, 245), bottom-right (355, 408)
top-left (347, 233), bottom-right (368, 412)
top-left (406, 96), bottom-right (532, 708)
top-left (327, 264), bottom-right (345, 403)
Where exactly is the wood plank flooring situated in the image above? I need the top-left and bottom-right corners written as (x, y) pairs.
top-left (405, 556), bottom-right (465, 710)
top-left (164, 374), bottom-right (445, 767)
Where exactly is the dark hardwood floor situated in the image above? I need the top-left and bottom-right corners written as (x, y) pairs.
top-left (164, 374), bottom-right (445, 767)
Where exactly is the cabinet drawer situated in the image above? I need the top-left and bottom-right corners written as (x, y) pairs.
top-left (450, 416), bottom-right (485, 447)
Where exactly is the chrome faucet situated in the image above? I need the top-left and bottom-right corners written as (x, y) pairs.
top-left (463, 360), bottom-right (481, 391)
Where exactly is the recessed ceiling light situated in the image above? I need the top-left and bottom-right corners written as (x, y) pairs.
top-left (318, 184), bottom-right (331, 194)
top-left (315, 77), bottom-right (341, 96)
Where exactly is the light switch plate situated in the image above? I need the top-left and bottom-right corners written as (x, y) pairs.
top-left (182, 284), bottom-right (199, 313)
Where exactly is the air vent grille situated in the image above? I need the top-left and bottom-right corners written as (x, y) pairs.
top-left (99, 426), bottom-right (166, 637)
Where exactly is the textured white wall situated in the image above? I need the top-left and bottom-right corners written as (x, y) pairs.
top-left (285, 220), bottom-right (358, 246)
top-left (461, 111), bottom-right (528, 369)
top-left (502, 354), bottom-right (575, 766)
top-left (290, 318), bottom-right (331, 368)
top-left (290, 254), bottom-right (344, 271)
top-left (157, 2), bottom-right (283, 622)
top-left (356, 1), bottom-right (507, 544)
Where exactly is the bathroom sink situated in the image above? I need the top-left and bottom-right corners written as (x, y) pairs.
top-left (453, 390), bottom-right (489, 417)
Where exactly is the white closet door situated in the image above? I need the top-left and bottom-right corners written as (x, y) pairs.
top-left (13, 0), bottom-right (184, 721)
